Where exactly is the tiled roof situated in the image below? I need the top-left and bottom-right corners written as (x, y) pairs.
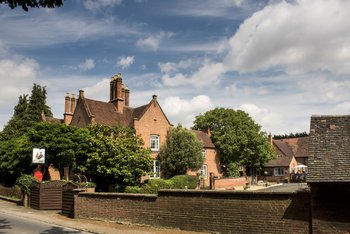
top-left (192, 130), bottom-right (215, 148)
top-left (265, 154), bottom-right (293, 167)
top-left (281, 137), bottom-right (309, 158)
top-left (83, 96), bottom-right (171, 128)
top-left (85, 99), bottom-right (119, 125)
top-left (132, 104), bottom-right (149, 120)
top-left (308, 115), bottom-right (350, 183)
top-left (273, 139), bottom-right (294, 157)
top-left (265, 139), bottom-right (294, 167)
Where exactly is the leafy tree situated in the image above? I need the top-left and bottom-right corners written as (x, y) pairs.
top-left (77, 124), bottom-right (152, 190)
top-left (0, 135), bottom-right (33, 186)
top-left (0, 0), bottom-right (63, 11)
top-left (159, 125), bottom-right (203, 179)
top-left (27, 122), bottom-right (89, 168)
top-left (192, 108), bottom-right (275, 171)
top-left (25, 83), bottom-right (52, 123)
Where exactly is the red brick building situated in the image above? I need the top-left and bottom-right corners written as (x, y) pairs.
top-left (63, 73), bottom-right (221, 182)
top-left (64, 73), bottom-right (172, 179)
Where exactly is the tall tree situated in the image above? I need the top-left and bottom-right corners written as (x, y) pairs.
top-left (192, 108), bottom-right (275, 171)
top-left (0, 0), bottom-right (63, 11)
top-left (25, 83), bottom-right (52, 123)
top-left (159, 125), bottom-right (203, 179)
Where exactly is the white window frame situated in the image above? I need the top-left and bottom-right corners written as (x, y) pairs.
top-left (150, 135), bottom-right (159, 151)
top-left (150, 160), bottom-right (160, 178)
top-left (200, 164), bottom-right (207, 179)
top-left (201, 149), bottom-right (206, 159)
top-left (274, 167), bottom-right (285, 176)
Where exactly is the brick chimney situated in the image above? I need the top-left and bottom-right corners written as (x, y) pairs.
top-left (109, 73), bottom-right (124, 113)
top-left (124, 86), bottom-right (130, 107)
top-left (268, 133), bottom-right (273, 145)
top-left (64, 93), bottom-right (73, 125)
top-left (71, 94), bottom-right (76, 114)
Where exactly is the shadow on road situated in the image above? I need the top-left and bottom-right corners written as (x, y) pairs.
top-left (0, 218), bottom-right (12, 233)
top-left (40, 226), bottom-right (83, 234)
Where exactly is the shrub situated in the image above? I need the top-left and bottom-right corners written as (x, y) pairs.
top-left (170, 175), bottom-right (198, 189)
top-left (124, 186), bottom-right (142, 193)
top-left (142, 179), bottom-right (173, 194)
top-left (15, 174), bottom-right (36, 195)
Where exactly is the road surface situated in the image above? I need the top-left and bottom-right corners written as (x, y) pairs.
top-left (0, 211), bottom-right (90, 234)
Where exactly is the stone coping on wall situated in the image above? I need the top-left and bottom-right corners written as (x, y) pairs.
top-left (76, 189), bottom-right (309, 198)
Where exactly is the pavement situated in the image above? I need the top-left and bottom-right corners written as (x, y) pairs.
top-left (0, 199), bottom-right (207, 234)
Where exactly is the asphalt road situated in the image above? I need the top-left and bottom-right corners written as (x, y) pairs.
top-left (0, 211), bottom-right (90, 234)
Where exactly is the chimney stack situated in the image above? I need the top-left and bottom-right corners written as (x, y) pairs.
top-left (109, 73), bottom-right (125, 113)
top-left (124, 86), bottom-right (130, 107)
top-left (65, 93), bottom-right (70, 113)
top-left (268, 133), bottom-right (273, 145)
top-left (71, 94), bottom-right (76, 114)
top-left (64, 93), bottom-right (75, 125)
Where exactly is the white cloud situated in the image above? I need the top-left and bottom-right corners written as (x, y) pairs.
top-left (239, 103), bottom-right (283, 134)
top-left (162, 62), bottom-right (226, 87)
top-left (0, 56), bottom-right (39, 129)
top-left (78, 59), bottom-right (95, 71)
top-left (169, 0), bottom-right (248, 19)
top-left (158, 59), bottom-right (196, 74)
top-left (83, 0), bottom-right (123, 11)
top-left (298, 76), bottom-right (350, 103)
top-left (224, 0), bottom-right (350, 75)
top-left (163, 95), bottom-right (214, 127)
top-left (0, 11), bottom-right (141, 48)
top-left (137, 31), bottom-right (174, 51)
top-left (117, 56), bottom-right (135, 69)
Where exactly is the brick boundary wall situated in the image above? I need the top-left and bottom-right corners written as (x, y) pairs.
top-left (74, 190), bottom-right (310, 234)
top-left (214, 177), bottom-right (247, 189)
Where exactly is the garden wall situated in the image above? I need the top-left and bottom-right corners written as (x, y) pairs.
top-left (214, 177), bottom-right (247, 189)
top-left (74, 190), bottom-right (310, 234)
top-left (0, 185), bottom-right (22, 199)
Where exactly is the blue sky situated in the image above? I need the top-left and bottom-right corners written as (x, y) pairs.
top-left (1, 0), bottom-right (350, 134)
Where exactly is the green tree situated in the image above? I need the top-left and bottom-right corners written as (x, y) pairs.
top-left (159, 125), bottom-right (203, 179)
top-left (0, 135), bottom-right (33, 186)
top-left (192, 108), bottom-right (275, 171)
top-left (0, 0), bottom-right (63, 11)
top-left (25, 83), bottom-right (52, 123)
top-left (77, 124), bottom-right (152, 190)
top-left (27, 122), bottom-right (89, 168)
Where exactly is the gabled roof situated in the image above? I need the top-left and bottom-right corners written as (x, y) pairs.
top-left (192, 130), bottom-right (215, 148)
top-left (273, 139), bottom-right (294, 157)
top-left (281, 137), bottom-right (309, 158)
top-left (77, 94), bottom-right (171, 128)
top-left (308, 115), bottom-right (350, 183)
top-left (265, 139), bottom-right (294, 167)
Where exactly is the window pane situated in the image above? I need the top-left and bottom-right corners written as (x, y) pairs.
top-left (200, 164), bottom-right (207, 179)
top-left (150, 135), bottom-right (159, 151)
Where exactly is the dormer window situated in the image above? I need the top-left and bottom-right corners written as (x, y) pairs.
top-left (150, 135), bottom-right (159, 151)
